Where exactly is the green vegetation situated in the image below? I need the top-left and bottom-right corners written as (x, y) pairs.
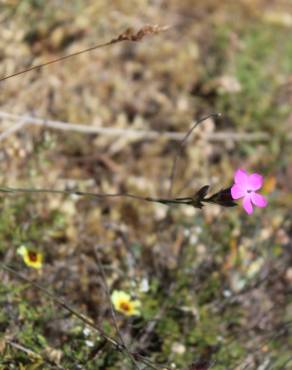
top-left (0, 1), bottom-right (291, 369)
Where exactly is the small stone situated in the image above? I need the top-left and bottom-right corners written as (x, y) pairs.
top-left (171, 342), bottom-right (186, 355)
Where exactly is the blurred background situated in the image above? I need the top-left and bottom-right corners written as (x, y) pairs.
top-left (0, 0), bottom-right (291, 369)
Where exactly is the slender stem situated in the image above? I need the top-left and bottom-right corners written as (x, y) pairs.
top-left (0, 41), bottom-right (113, 83)
top-left (168, 113), bottom-right (221, 197)
top-left (0, 186), bottom-right (194, 207)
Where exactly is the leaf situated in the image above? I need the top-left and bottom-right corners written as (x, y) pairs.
top-left (191, 185), bottom-right (210, 208)
top-left (195, 185), bottom-right (210, 199)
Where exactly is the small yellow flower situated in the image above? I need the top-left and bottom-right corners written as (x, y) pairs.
top-left (111, 290), bottom-right (141, 317)
top-left (17, 245), bottom-right (43, 269)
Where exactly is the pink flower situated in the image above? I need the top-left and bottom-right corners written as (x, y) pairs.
top-left (231, 169), bottom-right (268, 215)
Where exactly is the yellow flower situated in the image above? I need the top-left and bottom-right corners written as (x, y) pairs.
top-left (111, 290), bottom-right (141, 317)
top-left (17, 245), bottom-right (43, 269)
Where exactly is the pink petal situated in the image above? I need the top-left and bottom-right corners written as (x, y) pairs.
top-left (231, 184), bottom-right (245, 199)
top-left (251, 192), bottom-right (268, 208)
top-left (247, 173), bottom-right (263, 191)
top-left (243, 195), bottom-right (253, 214)
top-left (234, 169), bottom-right (248, 186)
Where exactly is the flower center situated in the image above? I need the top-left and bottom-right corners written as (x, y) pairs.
top-left (28, 251), bottom-right (38, 262)
top-left (247, 189), bottom-right (253, 194)
top-left (120, 301), bottom-right (131, 312)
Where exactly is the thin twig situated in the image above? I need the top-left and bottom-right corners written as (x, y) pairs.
top-left (0, 111), bottom-right (277, 143)
top-left (0, 119), bottom-right (27, 142)
top-left (7, 340), bottom-right (41, 359)
top-left (0, 111), bottom-right (185, 141)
